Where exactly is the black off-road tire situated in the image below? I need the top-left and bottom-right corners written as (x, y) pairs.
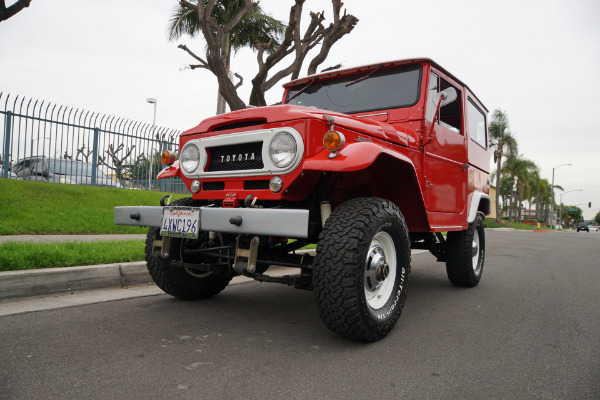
top-left (445, 212), bottom-right (485, 287)
top-left (313, 198), bottom-right (411, 342)
top-left (145, 197), bottom-right (232, 300)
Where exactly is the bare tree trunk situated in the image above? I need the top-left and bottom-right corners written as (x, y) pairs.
top-left (515, 186), bottom-right (523, 222)
top-left (508, 189), bottom-right (513, 222)
top-left (216, 92), bottom-right (227, 115)
top-left (495, 152), bottom-right (501, 222)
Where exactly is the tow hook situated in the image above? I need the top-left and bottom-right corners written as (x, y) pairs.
top-left (160, 195), bottom-right (172, 206)
top-left (244, 194), bottom-right (258, 208)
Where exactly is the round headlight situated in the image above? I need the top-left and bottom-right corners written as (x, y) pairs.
top-left (180, 144), bottom-right (200, 174)
top-left (269, 132), bottom-right (297, 168)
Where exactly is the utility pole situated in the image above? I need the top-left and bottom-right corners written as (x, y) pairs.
top-left (146, 97), bottom-right (157, 191)
top-left (550, 163), bottom-right (571, 229)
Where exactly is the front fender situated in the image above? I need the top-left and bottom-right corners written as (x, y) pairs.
top-left (156, 160), bottom-right (180, 180)
top-left (302, 141), bottom-right (414, 172)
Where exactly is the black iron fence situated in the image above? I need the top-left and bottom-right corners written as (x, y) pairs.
top-left (1, 92), bottom-right (187, 193)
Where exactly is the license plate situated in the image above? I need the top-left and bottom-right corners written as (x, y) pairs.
top-left (160, 206), bottom-right (200, 239)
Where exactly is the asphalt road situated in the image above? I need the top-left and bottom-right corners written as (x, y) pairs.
top-left (1, 230), bottom-right (599, 400)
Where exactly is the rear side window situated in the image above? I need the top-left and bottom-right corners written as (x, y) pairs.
top-left (467, 99), bottom-right (487, 148)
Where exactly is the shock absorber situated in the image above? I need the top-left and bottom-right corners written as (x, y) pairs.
top-left (317, 172), bottom-right (331, 227)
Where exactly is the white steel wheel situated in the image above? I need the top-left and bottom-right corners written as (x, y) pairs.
top-left (364, 231), bottom-right (397, 310)
top-left (313, 197), bottom-right (411, 342)
top-left (471, 228), bottom-right (482, 275)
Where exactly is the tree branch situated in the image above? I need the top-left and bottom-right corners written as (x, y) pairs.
top-left (233, 73), bottom-right (244, 90)
top-left (0, 0), bottom-right (31, 22)
top-left (178, 44), bottom-right (209, 69)
top-left (223, 0), bottom-right (258, 32)
top-left (307, 1), bottom-right (358, 75)
top-left (249, 0), bottom-right (357, 105)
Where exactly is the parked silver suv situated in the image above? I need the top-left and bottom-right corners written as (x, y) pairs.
top-left (11, 157), bottom-right (120, 188)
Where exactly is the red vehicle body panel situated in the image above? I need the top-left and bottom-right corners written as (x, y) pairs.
top-left (161, 59), bottom-right (490, 234)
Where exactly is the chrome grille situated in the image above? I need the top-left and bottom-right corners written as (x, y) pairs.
top-left (207, 142), bottom-right (263, 172)
top-left (203, 181), bottom-right (225, 191)
top-left (244, 180), bottom-right (270, 190)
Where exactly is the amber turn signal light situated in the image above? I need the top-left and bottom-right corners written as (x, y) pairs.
top-left (161, 150), bottom-right (176, 166)
top-left (323, 130), bottom-right (345, 152)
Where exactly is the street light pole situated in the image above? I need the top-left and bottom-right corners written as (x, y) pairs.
top-left (558, 189), bottom-right (582, 229)
top-left (146, 97), bottom-right (157, 191)
top-left (550, 163), bottom-right (572, 229)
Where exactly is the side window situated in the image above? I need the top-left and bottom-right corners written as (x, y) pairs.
top-left (426, 71), bottom-right (439, 122)
top-left (33, 158), bottom-right (46, 175)
top-left (439, 77), bottom-right (462, 134)
top-left (467, 99), bottom-right (487, 148)
top-left (427, 71), bottom-right (462, 134)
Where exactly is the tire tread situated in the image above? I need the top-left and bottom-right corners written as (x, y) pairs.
top-left (313, 198), bottom-right (410, 342)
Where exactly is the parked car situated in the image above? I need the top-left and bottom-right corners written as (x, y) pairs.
top-left (0, 165), bottom-right (17, 179)
top-left (11, 157), bottom-right (121, 188)
top-left (577, 222), bottom-right (589, 232)
top-left (588, 225), bottom-right (599, 232)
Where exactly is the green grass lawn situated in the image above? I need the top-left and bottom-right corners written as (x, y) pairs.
top-left (0, 179), bottom-right (187, 235)
top-left (0, 240), bottom-right (146, 271)
top-left (0, 179), bottom-right (186, 271)
top-left (484, 217), bottom-right (545, 230)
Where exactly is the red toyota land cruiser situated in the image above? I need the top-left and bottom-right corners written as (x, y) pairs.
top-left (115, 58), bottom-right (491, 342)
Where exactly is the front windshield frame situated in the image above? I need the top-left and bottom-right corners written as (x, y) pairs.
top-left (284, 64), bottom-right (423, 114)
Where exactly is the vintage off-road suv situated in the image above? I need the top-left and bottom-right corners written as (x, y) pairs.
top-left (115, 58), bottom-right (491, 342)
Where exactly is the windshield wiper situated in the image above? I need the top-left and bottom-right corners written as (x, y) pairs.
top-left (287, 80), bottom-right (314, 103)
top-left (345, 65), bottom-right (384, 87)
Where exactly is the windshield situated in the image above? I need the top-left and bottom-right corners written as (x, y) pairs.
top-left (48, 159), bottom-right (104, 178)
top-left (285, 65), bottom-right (422, 114)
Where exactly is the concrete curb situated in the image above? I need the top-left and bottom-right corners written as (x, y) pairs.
top-left (0, 262), bottom-right (150, 301)
top-left (0, 249), bottom-right (431, 301)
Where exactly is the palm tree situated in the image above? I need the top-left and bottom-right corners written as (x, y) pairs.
top-left (489, 109), bottom-right (518, 222)
top-left (501, 155), bottom-right (518, 221)
top-left (498, 174), bottom-right (513, 219)
top-left (168, 0), bottom-right (285, 114)
top-left (525, 169), bottom-right (540, 220)
top-left (515, 159), bottom-right (538, 221)
top-left (502, 154), bottom-right (537, 222)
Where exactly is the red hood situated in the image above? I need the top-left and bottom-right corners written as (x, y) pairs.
top-left (182, 104), bottom-right (417, 147)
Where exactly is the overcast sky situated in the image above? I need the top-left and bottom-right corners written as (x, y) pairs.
top-left (1, 0), bottom-right (599, 219)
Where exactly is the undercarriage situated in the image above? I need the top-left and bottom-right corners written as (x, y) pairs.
top-left (149, 228), bottom-right (315, 291)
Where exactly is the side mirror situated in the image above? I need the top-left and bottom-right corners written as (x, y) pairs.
top-left (423, 87), bottom-right (459, 146)
top-left (437, 87), bottom-right (458, 107)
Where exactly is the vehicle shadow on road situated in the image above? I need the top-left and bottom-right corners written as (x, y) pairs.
top-left (138, 254), bottom-right (468, 346)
